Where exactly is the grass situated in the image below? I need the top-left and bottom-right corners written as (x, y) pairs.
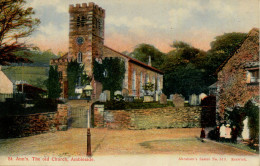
top-left (221, 141), bottom-right (259, 154)
top-left (2, 66), bottom-right (48, 89)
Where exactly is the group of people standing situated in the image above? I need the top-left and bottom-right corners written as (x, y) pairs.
top-left (200, 124), bottom-right (239, 143)
top-left (216, 124), bottom-right (239, 143)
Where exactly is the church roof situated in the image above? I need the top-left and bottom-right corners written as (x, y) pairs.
top-left (104, 45), bottom-right (164, 74)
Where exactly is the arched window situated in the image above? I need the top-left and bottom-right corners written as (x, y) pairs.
top-left (157, 77), bottom-right (160, 90)
top-left (76, 16), bottom-right (81, 27)
top-left (81, 16), bottom-right (86, 27)
top-left (77, 52), bottom-right (82, 63)
top-left (140, 72), bottom-right (143, 91)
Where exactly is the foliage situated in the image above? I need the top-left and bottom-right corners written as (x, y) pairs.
top-left (93, 57), bottom-right (125, 99)
top-left (206, 32), bottom-right (247, 74)
top-left (226, 100), bottom-right (259, 143)
top-left (162, 42), bottom-right (209, 98)
top-left (130, 44), bottom-right (165, 69)
top-left (244, 101), bottom-right (259, 144)
top-left (143, 82), bottom-right (154, 92)
top-left (14, 49), bottom-right (59, 66)
top-left (46, 65), bottom-right (61, 99)
top-left (2, 66), bottom-right (48, 89)
top-left (0, 0), bottom-right (40, 65)
top-left (67, 60), bottom-right (89, 97)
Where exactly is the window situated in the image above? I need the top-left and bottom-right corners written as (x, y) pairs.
top-left (145, 74), bottom-right (149, 84)
top-left (140, 72), bottom-right (143, 91)
top-left (247, 69), bottom-right (259, 83)
top-left (77, 52), bottom-right (82, 63)
top-left (132, 70), bottom-right (136, 96)
top-left (76, 16), bottom-right (81, 27)
top-left (58, 71), bottom-right (62, 79)
top-left (152, 76), bottom-right (155, 90)
top-left (81, 16), bottom-right (86, 27)
top-left (157, 77), bottom-right (160, 90)
top-left (77, 76), bottom-right (81, 86)
top-left (132, 70), bottom-right (136, 90)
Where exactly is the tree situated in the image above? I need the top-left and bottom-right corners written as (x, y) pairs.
top-left (93, 57), bottom-right (125, 99)
top-left (67, 60), bottom-right (89, 97)
top-left (0, 0), bottom-right (40, 65)
top-left (162, 41), bottom-right (208, 98)
top-left (46, 65), bottom-right (61, 99)
top-left (206, 32), bottom-right (247, 74)
top-left (130, 44), bottom-right (165, 69)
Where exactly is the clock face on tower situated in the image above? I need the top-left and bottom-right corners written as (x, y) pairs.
top-left (76, 37), bottom-right (84, 45)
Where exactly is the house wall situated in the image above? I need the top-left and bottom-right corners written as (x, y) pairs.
top-left (217, 28), bottom-right (259, 118)
top-left (0, 69), bottom-right (13, 94)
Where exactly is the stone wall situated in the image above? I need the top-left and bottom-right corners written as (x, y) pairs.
top-left (94, 106), bottom-right (201, 129)
top-left (0, 104), bottom-right (70, 138)
top-left (217, 28), bottom-right (259, 118)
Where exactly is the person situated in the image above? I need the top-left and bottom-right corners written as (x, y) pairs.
top-left (220, 124), bottom-right (226, 142)
top-left (225, 124), bottom-right (231, 142)
top-left (231, 125), bottom-right (238, 143)
top-left (215, 126), bottom-right (220, 141)
top-left (200, 128), bottom-right (206, 142)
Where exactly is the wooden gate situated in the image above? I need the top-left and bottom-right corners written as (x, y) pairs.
top-left (70, 107), bottom-right (88, 128)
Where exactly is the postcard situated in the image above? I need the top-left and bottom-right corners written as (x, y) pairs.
top-left (0, 0), bottom-right (259, 166)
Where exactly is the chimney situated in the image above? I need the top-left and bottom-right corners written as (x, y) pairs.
top-left (148, 56), bottom-right (152, 66)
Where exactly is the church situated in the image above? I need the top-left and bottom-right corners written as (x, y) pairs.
top-left (51, 2), bottom-right (164, 99)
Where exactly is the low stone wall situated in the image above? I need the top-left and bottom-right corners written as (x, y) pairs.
top-left (0, 104), bottom-right (70, 138)
top-left (94, 106), bottom-right (202, 129)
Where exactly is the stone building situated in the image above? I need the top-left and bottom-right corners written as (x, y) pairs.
top-left (50, 3), bottom-right (163, 99)
top-left (216, 28), bottom-right (259, 119)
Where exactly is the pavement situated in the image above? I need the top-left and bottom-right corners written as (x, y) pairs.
top-left (0, 128), bottom-right (258, 156)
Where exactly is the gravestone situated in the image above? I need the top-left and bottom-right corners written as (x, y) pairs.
top-left (242, 117), bottom-right (250, 140)
top-left (170, 94), bottom-right (174, 100)
top-left (154, 91), bottom-right (159, 101)
top-left (189, 94), bottom-right (199, 106)
top-left (144, 96), bottom-right (153, 102)
top-left (122, 88), bottom-right (129, 97)
top-left (104, 90), bottom-right (110, 101)
top-left (159, 93), bottom-right (167, 104)
top-left (114, 90), bottom-right (122, 96)
top-left (172, 94), bottom-right (185, 107)
top-left (99, 92), bottom-right (106, 102)
top-left (199, 93), bottom-right (207, 105)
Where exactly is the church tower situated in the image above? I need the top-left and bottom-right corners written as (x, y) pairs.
top-left (68, 3), bottom-right (105, 76)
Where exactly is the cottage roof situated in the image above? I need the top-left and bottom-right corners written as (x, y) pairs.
top-left (216, 28), bottom-right (259, 74)
top-left (104, 45), bottom-right (164, 74)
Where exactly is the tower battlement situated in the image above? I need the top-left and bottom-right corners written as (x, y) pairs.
top-left (69, 2), bottom-right (105, 17)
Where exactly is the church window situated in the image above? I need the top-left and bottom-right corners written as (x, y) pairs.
top-left (140, 72), bottom-right (143, 91)
top-left (132, 70), bottom-right (136, 95)
top-left (81, 16), bottom-right (86, 26)
top-left (145, 74), bottom-right (149, 83)
top-left (58, 71), bottom-right (62, 79)
top-left (77, 76), bottom-right (81, 86)
top-left (77, 52), bottom-right (82, 63)
top-left (76, 16), bottom-right (81, 27)
top-left (157, 77), bottom-right (160, 90)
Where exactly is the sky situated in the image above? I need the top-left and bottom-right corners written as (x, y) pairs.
top-left (26, 0), bottom-right (259, 54)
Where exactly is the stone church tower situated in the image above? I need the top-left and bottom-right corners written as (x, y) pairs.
top-left (68, 3), bottom-right (105, 76)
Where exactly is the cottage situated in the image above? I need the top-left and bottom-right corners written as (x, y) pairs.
top-left (216, 28), bottom-right (259, 119)
top-left (0, 66), bottom-right (13, 102)
top-left (50, 3), bottom-right (163, 99)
